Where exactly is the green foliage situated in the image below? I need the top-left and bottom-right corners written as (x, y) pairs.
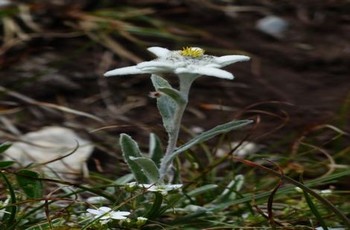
top-left (119, 120), bottom-right (252, 185)
top-left (0, 138), bottom-right (349, 229)
top-left (0, 143), bottom-right (11, 153)
top-left (0, 161), bottom-right (14, 168)
top-left (213, 174), bottom-right (244, 204)
top-left (303, 187), bottom-right (329, 230)
top-left (16, 169), bottom-right (43, 199)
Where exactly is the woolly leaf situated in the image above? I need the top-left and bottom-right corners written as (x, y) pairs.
top-left (172, 120), bottom-right (253, 160)
top-left (119, 134), bottom-right (148, 183)
top-left (149, 133), bottom-right (163, 168)
top-left (158, 87), bottom-right (186, 105)
top-left (130, 156), bottom-right (159, 183)
top-left (150, 74), bottom-right (176, 133)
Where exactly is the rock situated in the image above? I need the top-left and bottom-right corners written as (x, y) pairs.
top-left (256, 15), bottom-right (289, 39)
top-left (0, 0), bottom-right (11, 7)
top-left (3, 126), bottom-right (93, 180)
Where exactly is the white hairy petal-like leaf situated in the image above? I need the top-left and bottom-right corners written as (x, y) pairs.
top-left (214, 55), bottom-right (250, 67)
top-left (104, 46), bottom-right (250, 79)
top-left (147, 47), bottom-right (170, 58)
top-left (104, 66), bottom-right (144, 77)
top-left (176, 66), bottom-right (234, 79)
top-left (137, 61), bottom-right (174, 72)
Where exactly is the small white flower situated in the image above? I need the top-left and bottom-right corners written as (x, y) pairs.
top-left (138, 183), bottom-right (183, 195)
top-left (104, 47), bottom-right (249, 80)
top-left (87, 206), bottom-right (130, 223)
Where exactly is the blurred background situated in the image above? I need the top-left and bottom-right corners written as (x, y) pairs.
top-left (0, 0), bottom-right (349, 178)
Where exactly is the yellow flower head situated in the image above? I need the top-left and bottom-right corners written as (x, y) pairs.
top-left (180, 47), bottom-right (205, 58)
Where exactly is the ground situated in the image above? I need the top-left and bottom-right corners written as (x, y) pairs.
top-left (0, 0), bottom-right (349, 179)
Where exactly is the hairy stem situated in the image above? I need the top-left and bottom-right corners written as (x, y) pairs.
top-left (158, 75), bottom-right (198, 182)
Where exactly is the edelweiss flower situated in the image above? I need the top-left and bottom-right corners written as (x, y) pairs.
top-left (87, 206), bottom-right (130, 223)
top-left (104, 47), bottom-right (250, 79)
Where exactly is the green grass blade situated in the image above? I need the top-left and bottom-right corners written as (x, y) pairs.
top-left (303, 188), bottom-right (329, 230)
top-left (145, 192), bottom-right (163, 219)
top-left (0, 171), bottom-right (17, 228)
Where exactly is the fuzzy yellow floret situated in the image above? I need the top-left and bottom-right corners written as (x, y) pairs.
top-left (180, 47), bottom-right (205, 58)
